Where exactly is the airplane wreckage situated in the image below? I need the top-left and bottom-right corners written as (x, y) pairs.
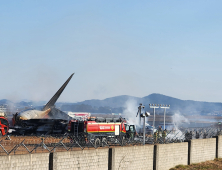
top-left (12, 73), bottom-right (74, 135)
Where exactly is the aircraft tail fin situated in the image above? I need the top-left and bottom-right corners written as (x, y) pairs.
top-left (42, 73), bottom-right (74, 111)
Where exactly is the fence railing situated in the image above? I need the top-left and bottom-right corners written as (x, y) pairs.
top-left (150, 126), bottom-right (222, 144)
top-left (0, 126), bottom-right (221, 155)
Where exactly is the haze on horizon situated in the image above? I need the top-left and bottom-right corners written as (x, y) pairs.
top-left (1, 1), bottom-right (222, 103)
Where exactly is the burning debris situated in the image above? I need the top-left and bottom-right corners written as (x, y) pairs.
top-left (10, 73), bottom-right (74, 136)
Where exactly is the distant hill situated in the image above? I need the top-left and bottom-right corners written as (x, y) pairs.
top-left (61, 93), bottom-right (222, 115)
top-left (141, 93), bottom-right (222, 114)
top-left (75, 93), bottom-right (222, 110)
top-left (2, 93), bottom-right (222, 115)
top-left (0, 99), bottom-right (13, 105)
top-left (75, 95), bottom-right (140, 108)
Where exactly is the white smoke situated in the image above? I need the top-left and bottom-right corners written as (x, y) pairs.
top-left (122, 99), bottom-right (141, 127)
top-left (166, 111), bottom-right (190, 140)
top-left (172, 111), bottom-right (190, 129)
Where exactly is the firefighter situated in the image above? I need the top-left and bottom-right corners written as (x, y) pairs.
top-left (154, 131), bottom-right (157, 143)
top-left (189, 131), bottom-right (192, 140)
top-left (130, 131), bottom-right (134, 140)
top-left (185, 131), bottom-right (189, 141)
top-left (85, 134), bottom-right (88, 143)
top-left (162, 129), bottom-right (167, 143)
top-left (157, 130), bottom-right (162, 143)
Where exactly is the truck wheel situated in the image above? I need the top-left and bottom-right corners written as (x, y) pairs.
top-left (0, 131), bottom-right (2, 138)
top-left (94, 138), bottom-right (100, 148)
top-left (102, 138), bottom-right (107, 147)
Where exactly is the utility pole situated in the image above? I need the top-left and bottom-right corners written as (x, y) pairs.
top-left (137, 103), bottom-right (150, 145)
top-left (160, 105), bottom-right (170, 130)
top-left (149, 104), bottom-right (159, 134)
top-left (137, 103), bottom-right (144, 134)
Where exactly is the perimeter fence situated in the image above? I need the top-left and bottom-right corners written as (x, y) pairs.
top-left (0, 125), bottom-right (221, 155)
top-left (150, 125), bottom-right (222, 144)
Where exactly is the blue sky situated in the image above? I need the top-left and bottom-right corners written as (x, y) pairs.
top-left (1, 1), bottom-right (222, 103)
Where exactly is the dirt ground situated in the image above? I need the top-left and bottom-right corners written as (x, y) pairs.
top-left (170, 158), bottom-right (222, 170)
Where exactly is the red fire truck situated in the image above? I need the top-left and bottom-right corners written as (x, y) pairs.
top-left (0, 113), bottom-right (9, 136)
top-left (68, 117), bottom-right (136, 146)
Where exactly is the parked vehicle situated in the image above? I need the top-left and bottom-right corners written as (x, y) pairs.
top-left (145, 125), bottom-right (157, 134)
top-left (0, 113), bottom-right (9, 136)
top-left (68, 117), bottom-right (136, 147)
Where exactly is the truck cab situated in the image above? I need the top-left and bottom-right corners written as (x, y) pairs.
top-left (125, 124), bottom-right (136, 139)
top-left (0, 117), bottom-right (9, 136)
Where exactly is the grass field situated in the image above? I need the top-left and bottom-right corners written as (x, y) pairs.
top-left (170, 158), bottom-right (222, 170)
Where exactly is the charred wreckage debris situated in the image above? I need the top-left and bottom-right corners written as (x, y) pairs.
top-left (9, 73), bottom-right (74, 136)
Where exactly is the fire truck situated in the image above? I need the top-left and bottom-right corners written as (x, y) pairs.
top-left (67, 117), bottom-right (136, 146)
top-left (0, 113), bottom-right (9, 136)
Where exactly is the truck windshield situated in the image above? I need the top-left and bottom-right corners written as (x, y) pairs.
top-left (1, 119), bottom-right (8, 126)
top-left (125, 124), bottom-right (129, 131)
top-left (130, 125), bottom-right (135, 132)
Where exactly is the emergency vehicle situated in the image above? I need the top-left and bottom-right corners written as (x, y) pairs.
top-left (0, 113), bottom-right (9, 136)
top-left (68, 117), bottom-right (136, 146)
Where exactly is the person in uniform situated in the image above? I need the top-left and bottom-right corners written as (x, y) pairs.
top-left (189, 131), bottom-right (193, 140)
top-left (185, 131), bottom-right (189, 141)
top-left (154, 131), bottom-right (157, 143)
top-left (162, 129), bottom-right (167, 143)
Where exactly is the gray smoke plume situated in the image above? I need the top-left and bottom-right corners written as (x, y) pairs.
top-left (172, 111), bottom-right (190, 129)
top-left (122, 99), bottom-right (142, 127)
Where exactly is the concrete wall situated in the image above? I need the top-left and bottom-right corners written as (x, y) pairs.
top-left (0, 153), bottom-right (49, 170)
top-left (53, 149), bottom-right (108, 170)
top-left (0, 137), bottom-right (219, 170)
top-left (218, 136), bottom-right (222, 158)
top-left (190, 138), bottom-right (216, 164)
top-left (111, 145), bottom-right (154, 170)
top-left (155, 143), bottom-right (188, 170)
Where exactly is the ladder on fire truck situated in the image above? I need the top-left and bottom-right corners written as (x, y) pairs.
top-left (73, 121), bottom-right (79, 136)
